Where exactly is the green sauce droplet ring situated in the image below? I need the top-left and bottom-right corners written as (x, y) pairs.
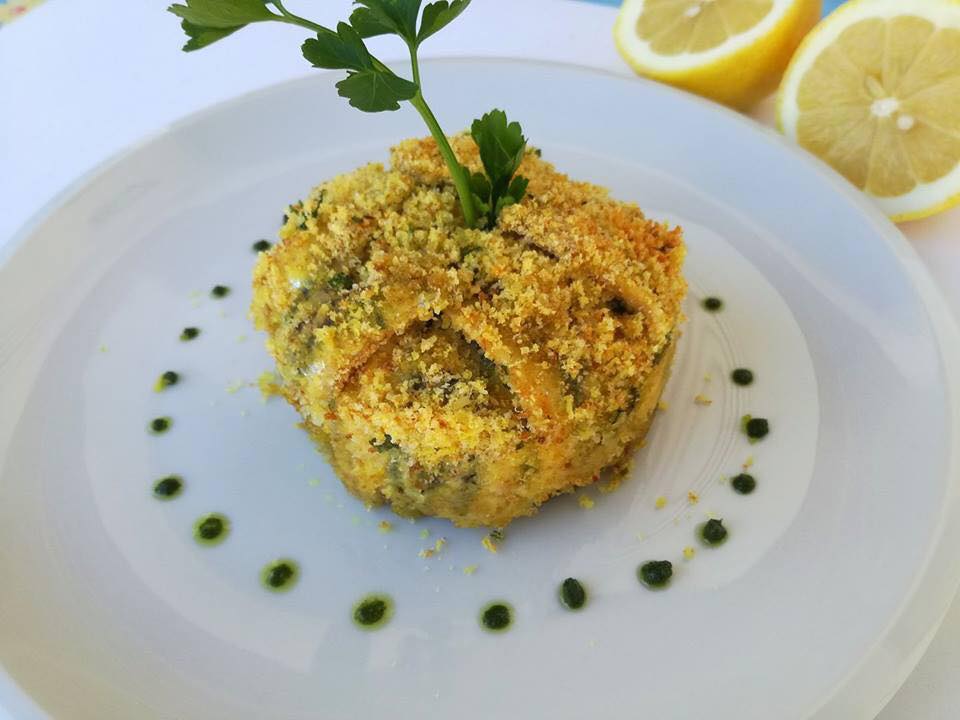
top-left (193, 513), bottom-right (230, 545)
top-left (180, 327), bottom-right (200, 342)
top-left (480, 602), bottom-right (513, 632)
top-left (702, 297), bottom-right (723, 312)
top-left (731, 368), bottom-right (754, 386)
top-left (148, 417), bottom-right (172, 435)
top-left (153, 475), bottom-right (183, 500)
top-left (261, 559), bottom-right (299, 592)
top-left (700, 519), bottom-right (729, 546)
top-left (559, 578), bottom-right (587, 611)
top-left (731, 473), bottom-right (757, 495)
top-left (638, 560), bottom-right (673, 589)
top-left (210, 285), bottom-right (231, 299)
top-left (352, 594), bottom-right (394, 630)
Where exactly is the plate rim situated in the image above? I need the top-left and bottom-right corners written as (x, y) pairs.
top-left (2, 57), bottom-right (960, 720)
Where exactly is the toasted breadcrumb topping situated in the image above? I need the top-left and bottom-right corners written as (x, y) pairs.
top-left (251, 134), bottom-right (686, 527)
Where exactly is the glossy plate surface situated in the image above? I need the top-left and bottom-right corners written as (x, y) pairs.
top-left (1, 60), bottom-right (959, 720)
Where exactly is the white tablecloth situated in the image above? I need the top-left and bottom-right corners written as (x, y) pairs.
top-left (2, 1), bottom-right (959, 717)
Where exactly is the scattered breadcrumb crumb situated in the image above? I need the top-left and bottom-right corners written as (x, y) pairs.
top-left (257, 371), bottom-right (283, 400)
top-left (308, 478), bottom-right (321, 487)
top-left (683, 546), bottom-right (696, 560)
top-left (703, 373), bottom-right (712, 382)
top-left (419, 528), bottom-right (430, 539)
top-left (688, 491), bottom-right (700, 504)
top-left (236, 335), bottom-right (248, 343)
top-left (743, 456), bottom-right (755, 469)
top-left (225, 380), bottom-right (247, 394)
top-left (657, 401), bottom-right (669, 412)
top-left (655, 496), bottom-right (668, 509)
top-left (578, 494), bottom-right (595, 510)
top-left (693, 394), bottom-right (713, 406)
top-left (378, 520), bottom-right (393, 533)
top-left (430, 537), bottom-right (447, 555)
top-left (98, 344), bottom-right (109, 353)
top-left (463, 564), bottom-right (478, 575)
top-left (482, 535), bottom-right (499, 554)
top-left (418, 538), bottom-right (446, 559)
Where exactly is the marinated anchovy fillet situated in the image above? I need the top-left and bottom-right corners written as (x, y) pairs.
top-left (252, 135), bottom-right (686, 527)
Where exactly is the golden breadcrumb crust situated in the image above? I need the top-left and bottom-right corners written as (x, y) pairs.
top-left (251, 134), bottom-right (686, 527)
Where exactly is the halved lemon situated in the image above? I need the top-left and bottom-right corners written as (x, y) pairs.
top-left (614, 0), bottom-right (822, 109)
top-left (778, 0), bottom-right (960, 222)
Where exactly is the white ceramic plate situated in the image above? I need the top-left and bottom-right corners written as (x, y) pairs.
top-left (2, 60), bottom-right (959, 720)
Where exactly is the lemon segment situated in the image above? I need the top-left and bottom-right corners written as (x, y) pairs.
top-left (778, 0), bottom-right (960, 221)
top-left (615, 0), bottom-right (822, 109)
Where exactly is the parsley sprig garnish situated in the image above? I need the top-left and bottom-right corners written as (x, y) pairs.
top-left (168, 0), bottom-right (528, 229)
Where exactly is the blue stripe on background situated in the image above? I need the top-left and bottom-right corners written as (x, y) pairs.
top-left (583, 0), bottom-right (846, 15)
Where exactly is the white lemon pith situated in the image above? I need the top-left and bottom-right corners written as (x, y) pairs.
top-left (778, 0), bottom-right (960, 221)
top-left (614, 0), bottom-right (822, 109)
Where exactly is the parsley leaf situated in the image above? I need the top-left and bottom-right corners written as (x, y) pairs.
top-left (336, 70), bottom-right (419, 112)
top-left (179, 20), bottom-right (244, 51)
top-left (350, 0), bottom-right (422, 42)
top-left (302, 23), bottom-right (417, 112)
top-left (168, 0), bottom-right (275, 28)
top-left (418, 0), bottom-right (471, 44)
top-left (470, 110), bottom-right (529, 227)
top-left (301, 22), bottom-right (372, 71)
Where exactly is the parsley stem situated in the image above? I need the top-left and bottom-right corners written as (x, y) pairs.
top-left (408, 42), bottom-right (422, 88)
top-left (410, 94), bottom-right (478, 228)
top-left (271, 0), bottom-right (329, 35)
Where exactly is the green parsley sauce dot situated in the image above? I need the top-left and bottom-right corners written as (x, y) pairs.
top-left (700, 518), bottom-right (729, 546)
top-left (252, 239), bottom-right (272, 253)
top-left (180, 327), bottom-right (200, 342)
top-left (559, 578), bottom-right (588, 611)
top-left (638, 560), bottom-right (673, 589)
top-left (148, 417), bottom-right (172, 435)
top-left (261, 559), bottom-right (299, 592)
top-left (193, 513), bottom-right (229, 546)
top-left (153, 370), bottom-right (179, 392)
top-left (732, 473), bottom-right (757, 495)
top-left (210, 285), bottom-right (231, 299)
top-left (702, 297), bottom-right (724, 312)
top-left (152, 475), bottom-right (183, 500)
top-left (480, 602), bottom-right (513, 632)
top-left (731, 368), bottom-right (754, 386)
top-left (742, 416), bottom-right (770, 441)
top-left (352, 594), bottom-right (394, 630)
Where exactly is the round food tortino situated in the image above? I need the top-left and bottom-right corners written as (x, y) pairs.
top-left (252, 134), bottom-right (686, 528)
